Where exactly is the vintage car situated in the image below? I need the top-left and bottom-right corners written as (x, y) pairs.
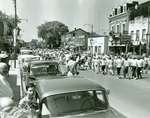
top-left (20, 49), bottom-right (33, 55)
top-left (18, 55), bottom-right (41, 97)
top-left (28, 60), bottom-right (63, 78)
top-left (35, 78), bottom-right (127, 118)
top-left (23, 60), bottom-right (64, 87)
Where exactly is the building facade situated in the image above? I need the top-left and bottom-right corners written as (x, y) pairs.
top-left (88, 36), bottom-right (109, 55)
top-left (128, 1), bottom-right (150, 55)
top-left (61, 28), bottom-right (89, 52)
top-left (108, 1), bottom-right (138, 55)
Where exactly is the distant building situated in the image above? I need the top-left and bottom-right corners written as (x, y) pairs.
top-left (128, 1), bottom-right (150, 55)
top-left (108, 1), bottom-right (138, 55)
top-left (61, 28), bottom-right (89, 52)
top-left (88, 35), bottom-right (109, 54)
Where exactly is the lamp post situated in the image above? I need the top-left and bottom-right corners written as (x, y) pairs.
top-left (12, 0), bottom-right (17, 68)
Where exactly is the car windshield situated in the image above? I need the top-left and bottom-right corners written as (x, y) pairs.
top-left (30, 63), bottom-right (60, 76)
top-left (42, 90), bottom-right (108, 117)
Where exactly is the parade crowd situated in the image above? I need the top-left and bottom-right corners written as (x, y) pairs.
top-left (33, 48), bottom-right (150, 80)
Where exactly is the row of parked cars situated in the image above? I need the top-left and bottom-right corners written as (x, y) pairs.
top-left (18, 49), bottom-right (127, 118)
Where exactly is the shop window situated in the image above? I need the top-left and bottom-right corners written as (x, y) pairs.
top-left (136, 30), bottom-right (140, 41)
top-left (142, 29), bottom-right (146, 42)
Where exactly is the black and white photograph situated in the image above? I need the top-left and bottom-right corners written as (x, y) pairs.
top-left (0, 0), bottom-right (150, 117)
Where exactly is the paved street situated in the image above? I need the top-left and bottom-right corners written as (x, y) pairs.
top-left (79, 70), bottom-right (150, 118)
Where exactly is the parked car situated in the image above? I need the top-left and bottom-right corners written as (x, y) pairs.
top-left (22, 60), bottom-right (64, 90)
top-left (28, 60), bottom-right (63, 77)
top-left (18, 55), bottom-right (41, 97)
top-left (35, 78), bottom-right (127, 118)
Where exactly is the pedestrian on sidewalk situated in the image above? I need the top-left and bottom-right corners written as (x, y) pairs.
top-left (0, 63), bottom-right (13, 98)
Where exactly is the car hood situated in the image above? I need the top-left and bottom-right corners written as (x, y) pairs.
top-left (56, 108), bottom-right (127, 118)
top-left (34, 75), bottom-right (66, 80)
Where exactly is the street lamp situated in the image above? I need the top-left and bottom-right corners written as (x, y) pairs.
top-left (12, 0), bottom-right (17, 68)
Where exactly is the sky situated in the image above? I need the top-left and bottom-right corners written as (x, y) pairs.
top-left (0, 0), bottom-right (148, 41)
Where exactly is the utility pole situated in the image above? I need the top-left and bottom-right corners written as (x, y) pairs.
top-left (147, 6), bottom-right (150, 56)
top-left (13, 0), bottom-right (17, 68)
top-left (83, 24), bottom-right (94, 54)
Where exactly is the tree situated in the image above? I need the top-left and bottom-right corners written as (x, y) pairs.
top-left (0, 10), bottom-right (21, 52)
top-left (37, 21), bottom-right (69, 48)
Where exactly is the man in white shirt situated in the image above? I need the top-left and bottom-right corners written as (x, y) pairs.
top-left (116, 56), bottom-right (123, 78)
top-left (123, 57), bottom-right (129, 79)
top-left (136, 58), bottom-right (144, 79)
top-left (130, 57), bottom-right (137, 79)
top-left (66, 56), bottom-right (78, 76)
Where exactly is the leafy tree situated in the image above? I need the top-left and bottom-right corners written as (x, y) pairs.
top-left (37, 21), bottom-right (69, 48)
top-left (0, 11), bottom-right (21, 52)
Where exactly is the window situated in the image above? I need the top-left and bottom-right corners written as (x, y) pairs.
top-left (43, 90), bottom-right (107, 117)
top-left (95, 46), bottom-right (98, 53)
top-left (117, 25), bottom-right (120, 33)
top-left (136, 30), bottom-right (140, 41)
top-left (111, 26), bottom-right (115, 32)
top-left (123, 5), bottom-right (127, 12)
top-left (142, 29), bottom-right (146, 42)
top-left (131, 31), bottom-right (134, 41)
top-left (120, 6), bottom-right (123, 13)
top-left (115, 8), bottom-right (117, 15)
top-left (122, 24), bottom-right (126, 33)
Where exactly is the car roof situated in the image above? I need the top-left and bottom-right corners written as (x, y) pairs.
top-left (29, 60), bottom-right (59, 66)
top-left (35, 78), bottom-right (105, 99)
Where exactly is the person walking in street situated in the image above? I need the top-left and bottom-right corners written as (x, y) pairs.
top-left (130, 57), bottom-right (137, 79)
top-left (116, 56), bottom-right (123, 79)
top-left (101, 57), bottom-right (107, 75)
top-left (123, 57), bottom-right (129, 79)
top-left (136, 57), bottom-right (144, 79)
top-left (66, 56), bottom-right (78, 76)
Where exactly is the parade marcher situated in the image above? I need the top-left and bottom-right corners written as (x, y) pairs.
top-left (143, 56), bottom-right (149, 74)
top-left (0, 63), bottom-right (13, 98)
top-left (130, 57), bottom-right (137, 79)
top-left (101, 57), bottom-right (107, 75)
top-left (94, 56), bottom-right (100, 74)
top-left (116, 56), bottom-right (123, 78)
top-left (107, 57), bottom-right (113, 75)
top-left (136, 57), bottom-right (144, 79)
top-left (66, 56), bottom-right (78, 76)
top-left (123, 57), bottom-right (129, 79)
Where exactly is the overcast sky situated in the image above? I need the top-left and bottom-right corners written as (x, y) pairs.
top-left (0, 0), bottom-right (148, 41)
